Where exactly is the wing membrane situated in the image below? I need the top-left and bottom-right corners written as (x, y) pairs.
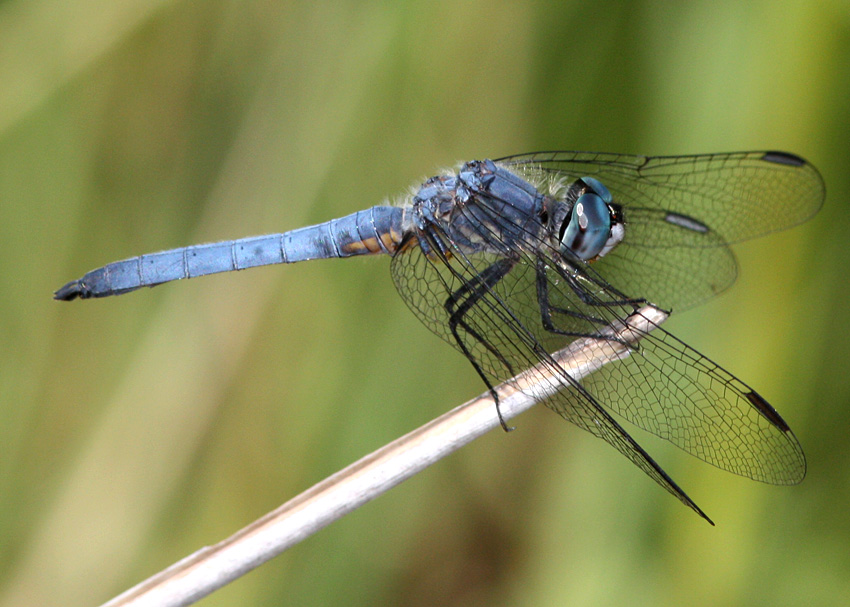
top-left (391, 228), bottom-right (713, 522)
top-left (495, 151), bottom-right (824, 310)
top-left (496, 150), bottom-right (824, 245)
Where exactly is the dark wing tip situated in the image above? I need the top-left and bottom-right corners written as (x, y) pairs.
top-left (744, 390), bottom-right (791, 433)
top-left (744, 390), bottom-right (807, 484)
top-left (682, 494), bottom-right (715, 526)
top-left (670, 478), bottom-right (714, 525)
top-left (54, 280), bottom-right (87, 301)
top-left (761, 151), bottom-right (807, 167)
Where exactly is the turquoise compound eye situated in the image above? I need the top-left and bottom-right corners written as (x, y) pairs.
top-left (560, 192), bottom-right (612, 260)
top-left (580, 176), bottom-right (612, 203)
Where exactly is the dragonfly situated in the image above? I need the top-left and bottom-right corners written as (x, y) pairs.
top-left (55, 150), bottom-right (824, 524)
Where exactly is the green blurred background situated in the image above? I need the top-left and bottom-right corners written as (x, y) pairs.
top-left (1, 1), bottom-right (848, 605)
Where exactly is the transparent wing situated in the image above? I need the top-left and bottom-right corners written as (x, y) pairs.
top-left (495, 151), bottom-right (825, 310)
top-left (538, 250), bottom-right (806, 484)
top-left (391, 231), bottom-right (714, 522)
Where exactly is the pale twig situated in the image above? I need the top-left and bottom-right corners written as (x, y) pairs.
top-left (99, 305), bottom-right (668, 607)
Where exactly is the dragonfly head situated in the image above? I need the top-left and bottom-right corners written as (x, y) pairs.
top-left (558, 177), bottom-right (624, 261)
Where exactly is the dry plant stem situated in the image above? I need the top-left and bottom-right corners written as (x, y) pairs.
top-left (100, 305), bottom-right (668, 607)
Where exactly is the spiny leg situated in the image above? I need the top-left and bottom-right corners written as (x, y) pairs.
top-left (536, 258), bottom-right (644, 351)
top-left (445, 258), bottom-right (517, 430)
top-left (556, 255), bottom-right (646, 309)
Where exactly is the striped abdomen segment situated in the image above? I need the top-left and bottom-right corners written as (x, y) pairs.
top-left (55, 206), bottom-right (404, 300)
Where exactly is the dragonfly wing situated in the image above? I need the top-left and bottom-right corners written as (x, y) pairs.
top-left (390, 231), bottom-right (713, 522)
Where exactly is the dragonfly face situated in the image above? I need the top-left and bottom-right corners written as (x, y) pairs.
top-left (556, 176), bottom-right (626, 262)
top-left (56, 150), bottom-right (825, 523)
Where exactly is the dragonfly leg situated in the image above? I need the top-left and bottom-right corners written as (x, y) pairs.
top-left (565, 273), bottom-right (645, 308)
top-left (556, 255), bottom-right (646, 309)
top-left (536, 259), bottom-right (639, 350)
top-left (444, 258), bottom-right (517, 431)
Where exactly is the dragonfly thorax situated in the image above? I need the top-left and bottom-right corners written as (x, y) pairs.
top-left (408, 160), bottom-right (548, 256)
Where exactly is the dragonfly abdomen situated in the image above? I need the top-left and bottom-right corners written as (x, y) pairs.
top-left (54, 206), bottom-right (404, 300)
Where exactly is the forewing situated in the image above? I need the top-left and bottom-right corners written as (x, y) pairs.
top-left (495, 151), bottom-right (824, 310)
top-left (496, 150), bottom-right (824, 244)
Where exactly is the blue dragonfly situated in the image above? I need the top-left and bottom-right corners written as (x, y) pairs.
top-left (56, 151), bottom-right (824, 523)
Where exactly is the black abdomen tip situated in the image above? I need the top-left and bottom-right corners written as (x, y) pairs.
top-left (54, 280), bottom-right (88, 301)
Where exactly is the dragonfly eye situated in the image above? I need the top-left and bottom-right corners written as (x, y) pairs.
top-left (560, 192), bottom-right (612, 260)
top-left (579, 176), bottom-right (612, 203)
